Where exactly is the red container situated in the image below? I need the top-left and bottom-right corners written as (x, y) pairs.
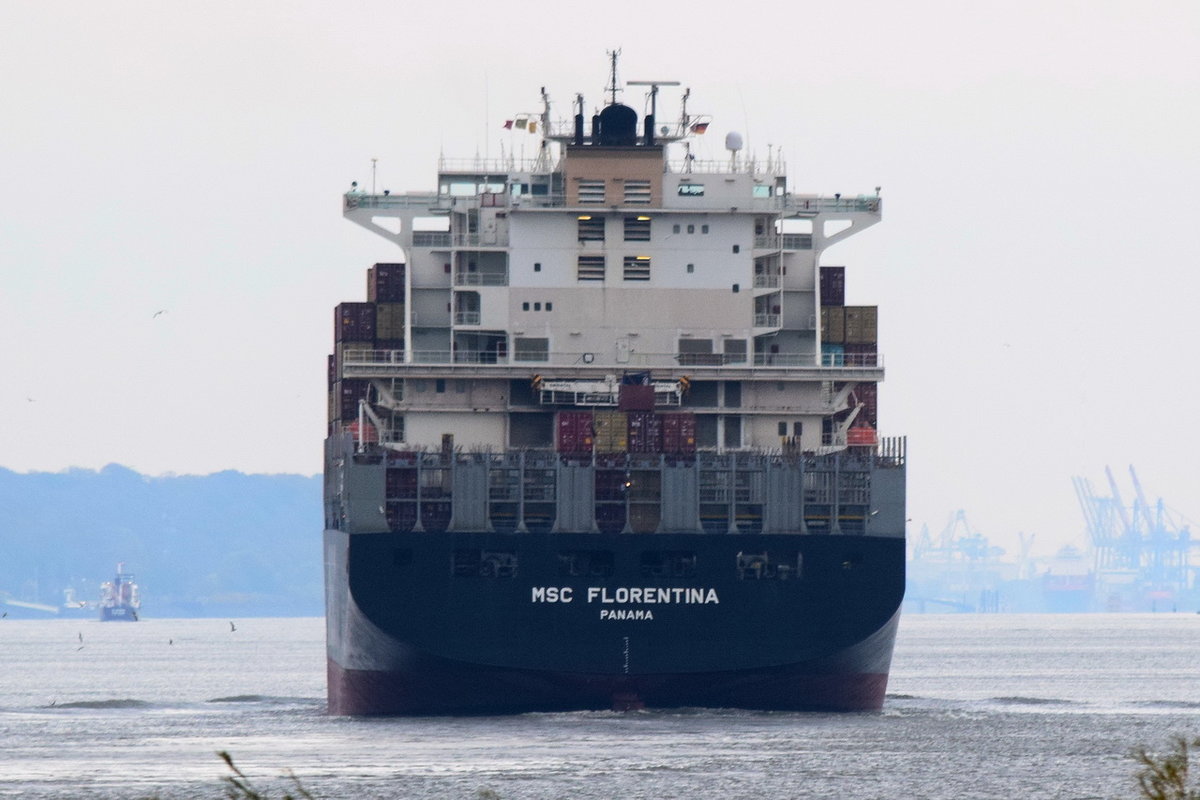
top-left (618, 384), bottom-right (655, 411)
top-left (335, 302), bottom-right (377, 342)
top-left (843, 342), bottom-right (878, 367)
top-left (556, 411), bottom-right (594, 453)
top-left (661, 412), bottom-right (696, 455)
top-left (627, 411), bottom-right (663, 453)
top-left (852, 382), bottom-right (878, 427)
top-left (368, 263), bottom-right (406, 303)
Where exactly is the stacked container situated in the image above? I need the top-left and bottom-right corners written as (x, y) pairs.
top-left (335, 302), bottom-right (376, 342)
top-left (627, 411), bottom-right (663, 454)
top-left (592, 410), bottom-right (629, 453)
top-left (375, 302), bottom-right (405, 341)
top-left (367, 263), bottom-right (405, 303)
top-left (328, 263), bottom-right (409, 434)
top-left (556, 411), bottom-right (594, 454)
top-left (660, 412), bottom-right (697, 455)
top-left (844, 306), bottom-right (878, 344)
top-left (821, 305), bottom-right (845, 344)
top-left (819, 266), bottom-right (845, 306)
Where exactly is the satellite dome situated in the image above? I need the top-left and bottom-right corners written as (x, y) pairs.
top-left (725, 131), bottom-right (744, 152)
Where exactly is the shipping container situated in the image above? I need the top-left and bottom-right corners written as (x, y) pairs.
top-left (367, 263), bottom-right (406, 303)
top-left (820, 306), bottom-right (845, 344)
top-left (332, 379), bottom-right (370, 422)
top-left (595, 470), bottom-right (628, 502)
top-left (335, 302), bottom-right (376, 342)
top-left (385, 468), bottom-right (418, 499)
top-left (852, 382), bottom-right (878, 427)
top-left (375, 302), bottom-right (406, 340)
top-left (843, 342), bottom-right (878, 368)
top-left (821, 342), bottom-right (845, 367)
top-left (618, 383), bottom-right (655, 411)
top-left (374, 338), bottom-right (405, 352)
top-left (627, 411), bottom-right (663, 453)
top-left (844, 306), bottom-right (878, 344)
top-left (661, 412), bottom-right (697, 455)
top-left (592, 410), bottom-right (629, 453)
top-left (336, 340), bottom-right (374, 375)
top-left (555, 410), bottom-right (594, 453)
top-left (819, 266), bottom-right (845, 306)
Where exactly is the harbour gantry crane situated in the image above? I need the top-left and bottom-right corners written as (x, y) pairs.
top-left (1072, 466), bottom-right (1195, 608)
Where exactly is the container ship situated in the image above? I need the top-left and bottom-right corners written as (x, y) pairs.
top-left (99, 563), bottom-right (140, 621)
top-left (324, 62), bottom-right (905, 715)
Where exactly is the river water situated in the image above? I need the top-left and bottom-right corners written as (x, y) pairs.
top-left (1, 614), bottom-right (1197, 799)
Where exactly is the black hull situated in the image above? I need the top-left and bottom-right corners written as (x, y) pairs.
top-left (325, 528), bottom-right (904, 715)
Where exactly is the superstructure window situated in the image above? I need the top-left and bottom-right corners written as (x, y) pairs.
top-left (678, 183), bottom-right (705, 196)
top-left (723, 339), bottom-right (747, 364)
top-left (514, 337), bottom-right (550, 361)
top-left (577, 255), bottom-right (605, 281)
top-left (623, 216), bottom-right (651, 241)
top-left (578, 180), bottom-right (605, 204)
top-left (623, 180), bottom-right (651, 205)
top-left (623, 256), bottom-right (651, 281)
top-left (577, 216), bottom-right (605, 241)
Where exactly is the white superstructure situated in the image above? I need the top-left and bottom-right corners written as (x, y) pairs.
top-left (337, 75), bottom-right (883, 456)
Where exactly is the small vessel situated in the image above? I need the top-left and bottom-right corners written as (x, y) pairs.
top-left (98, 563), bottom-right (140, 621)
top-left (324, 58), bottom-right (906, 715)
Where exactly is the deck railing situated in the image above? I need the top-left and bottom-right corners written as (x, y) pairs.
top-left (340, 349), bottom-right (883, 370)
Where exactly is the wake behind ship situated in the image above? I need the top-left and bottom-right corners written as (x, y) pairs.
top-left (324, 61), bottom-right (905, 715)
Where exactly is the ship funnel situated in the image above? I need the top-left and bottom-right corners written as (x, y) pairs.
top-left (596, 103), bottom-right (638, 146)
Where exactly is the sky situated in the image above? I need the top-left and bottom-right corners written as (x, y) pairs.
top-left (2, 0), bottom-right (1198, 559)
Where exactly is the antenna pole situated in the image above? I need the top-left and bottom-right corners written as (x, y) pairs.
top-left (607, 48), bottom-right (622, 104)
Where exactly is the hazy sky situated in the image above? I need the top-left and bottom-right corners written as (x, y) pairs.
top-left (2, 1), bottom-right (1197, 557)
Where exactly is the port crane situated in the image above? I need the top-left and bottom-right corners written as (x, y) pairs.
top-left (1072, 466), bottom-right (1195, 609)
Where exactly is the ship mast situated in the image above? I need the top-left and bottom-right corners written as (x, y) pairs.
top-left (606, 48), bottom-right (621, 105)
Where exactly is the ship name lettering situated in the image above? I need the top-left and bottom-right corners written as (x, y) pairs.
top-left (587, 587), bottom-right (719, 605)
top-left (600, 609), bottom-right (654, 621)
top-left (530, 586), bottom-right (574, 603)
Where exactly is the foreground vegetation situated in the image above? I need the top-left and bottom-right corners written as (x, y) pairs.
top-left (149, 737), bottom-right (1200, 799)
top-left (1134, 737), bottom-right (1200, 800)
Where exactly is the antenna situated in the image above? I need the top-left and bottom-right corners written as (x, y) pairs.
top-left (627, 80), bottom-right (681, 117)
top-left (628, 79), bottom-right (681, 145)
top-left (606, 48), bottom-right (622, 104)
